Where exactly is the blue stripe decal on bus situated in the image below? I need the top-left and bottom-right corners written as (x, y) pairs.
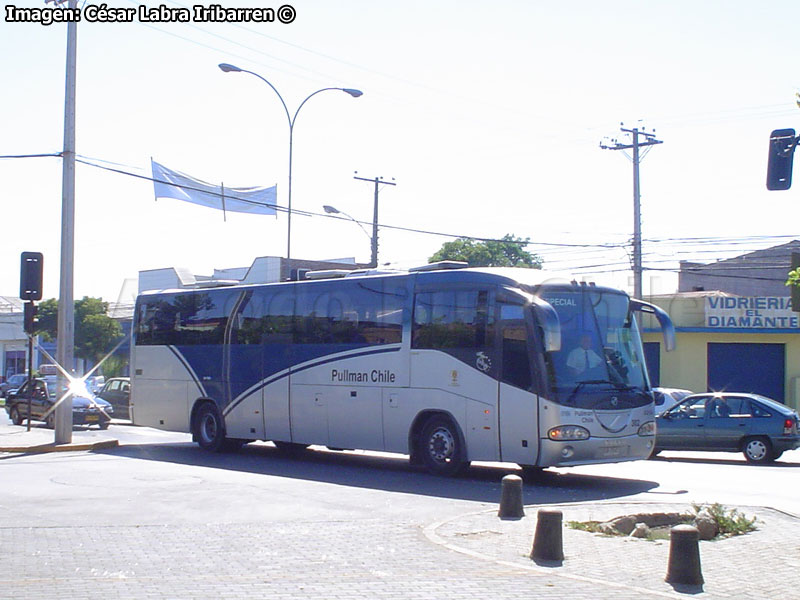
top-left (222, 345), bottom-right (402, 416)
top-left (167, 345), bottom-right (207, 398)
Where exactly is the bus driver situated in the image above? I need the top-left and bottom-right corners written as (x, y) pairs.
top-left (566, 333), bottom-right (603, 377)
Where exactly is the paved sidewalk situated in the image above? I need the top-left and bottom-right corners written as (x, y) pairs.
top-left (2, 417), bottom-right (797, 599)
top-left (429, 501), bottom-right (800, 599)
top-left (0, 418), bottom-right (120, 452)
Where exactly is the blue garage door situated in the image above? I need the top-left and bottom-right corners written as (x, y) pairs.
top-left (643, 342), bottom-right (661, 386)
top-left (707, 343), bottom-right (784, 402)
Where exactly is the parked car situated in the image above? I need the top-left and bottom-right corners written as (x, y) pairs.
top-left (654, 392), bottom-right (800, 463)
top-left (653, 387), bottom-right (693, 412)
top-left (4, 377), bottom-right (113, 429)
top-left (86, 375), bottom-right (105, 395)
top-left (95, 377), bottom-right (130, 419)
top-left (0, 373), bottom-right (28, 398)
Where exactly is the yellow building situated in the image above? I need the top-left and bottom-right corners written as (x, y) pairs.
top-left (641, 291), bottom-right (800, 411)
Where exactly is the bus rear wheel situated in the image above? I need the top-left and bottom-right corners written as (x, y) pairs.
top-left (419, 415), bottom-right (466, 477)
top-left (194, 402), bottom-right (226, 452)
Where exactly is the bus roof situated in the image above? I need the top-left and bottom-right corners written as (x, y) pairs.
top-left (137, 265), bottom-right (625, 298)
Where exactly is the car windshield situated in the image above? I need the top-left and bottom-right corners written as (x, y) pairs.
top-left (539, 287), bottom-right (649, 406)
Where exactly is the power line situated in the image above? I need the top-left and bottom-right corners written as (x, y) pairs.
top-left (4, 153), bottom-right (799, 275)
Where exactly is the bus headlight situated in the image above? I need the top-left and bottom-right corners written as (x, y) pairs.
top-left (638, 421), bottom-right (656, 437)
top-left (548, 425), bottom-right (590, 441)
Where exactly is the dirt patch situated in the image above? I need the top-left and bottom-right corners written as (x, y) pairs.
top-left (567, 503), bottom-right (757, 541)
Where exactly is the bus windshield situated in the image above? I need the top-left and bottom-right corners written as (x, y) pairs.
top-left (539, 287), bottom-right (648, 405)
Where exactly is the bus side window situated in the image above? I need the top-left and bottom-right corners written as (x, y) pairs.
top-left (499, 303), bottom-right (533, 391)
top-left (233, 290), bottom-right (267, 345)
top-left (412, 289), bottom-right (496, 376)
top-left (136, 295), bottom-right (179, 346)
top-left (412, 290), bottom-right (492, 349)
top-left (352, 281), bottom-right (403, 344)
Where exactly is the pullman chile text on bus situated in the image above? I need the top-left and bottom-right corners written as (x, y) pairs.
top-left (331, 369), bottom-right (397, 384)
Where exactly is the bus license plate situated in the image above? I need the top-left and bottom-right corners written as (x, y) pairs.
top-left (598, 442), bottom-right (629, 458)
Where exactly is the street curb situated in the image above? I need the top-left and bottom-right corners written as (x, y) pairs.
top-left (0, 439), bottom-right (119, 453)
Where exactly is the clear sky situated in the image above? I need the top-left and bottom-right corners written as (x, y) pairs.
top-left (2, 0), bottom-right (800, 306)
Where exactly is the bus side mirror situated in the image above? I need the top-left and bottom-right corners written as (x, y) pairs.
top-left (530, 296), bottom-right (561, 352)
top-left (630, 299), bottom-right (676, 352)
top-left (767, 128), bottom-right (797, 191)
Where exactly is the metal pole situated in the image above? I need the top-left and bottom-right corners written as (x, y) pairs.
top-left (218, 65), bottom-right (361, 264)
top-left (354, 174), bottom-right (395, 269)
top-left (632, 128), bottom-right (642, 300)
top-left (599, 126), bottom-right (661, 301)
top-left (55, 0), bottom-right (77, 444)
top-left (287, 124), bottom-right (294, 260)
top-left (26, 329), bottom-right (33, 433)
top-left (371, 178), bottom-right (379, 268)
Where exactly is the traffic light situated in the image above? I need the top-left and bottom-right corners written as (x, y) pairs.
top-left (19, 251), bottom-right (44, 301)
top-left (766, 128), bottom-right (797, 191)
top-left (23, 302), bottom-right (38, 334)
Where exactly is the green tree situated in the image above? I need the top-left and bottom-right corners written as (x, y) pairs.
top-left (33, 296), bottom-right (123, 363)
top-left (787, 268), bottom-right (800, 287)
top-left (35, 298), bottom-right (58, 340)
top-left (429, 234), bottom-right (543, 268)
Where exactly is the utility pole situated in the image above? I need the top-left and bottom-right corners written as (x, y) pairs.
top-left (600, 124), bottom-right (663, 300)
top-left (353, 173), bottom-right (396, 268)
top-left (56, 0), bottom-right (78, 444)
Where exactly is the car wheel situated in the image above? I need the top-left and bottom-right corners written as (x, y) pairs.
top-left (9, 406), bottom-right (23, 426)
top-left (45, 412), bottom-right (55, 429)
top-left (743, 436), bottom-right (773, 464)
top-left (98, 421), bottom-right (109, 430)
top-left (418, 415), bottom-right (467, 476)
top-left (194, 402), bottom-right (226, 452)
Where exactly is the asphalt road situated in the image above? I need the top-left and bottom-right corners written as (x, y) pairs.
top-left (2, 412), bottom-right (799, 600)
top-left (2, 410), bottom-right (799, 529)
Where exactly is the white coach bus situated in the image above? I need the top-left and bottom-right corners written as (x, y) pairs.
top-left (131, 263), bottom-right (675, 475)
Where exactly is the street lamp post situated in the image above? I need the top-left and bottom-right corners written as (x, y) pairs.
top-left (218, 63), bottom-right (362, 261)
top-left (323, 204), bottom-right (373, 264)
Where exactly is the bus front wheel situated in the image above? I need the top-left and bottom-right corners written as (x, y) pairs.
top-left (194, 402), bottom-right (226, 453)
top-left (418, 415), bottom-right (466, 477)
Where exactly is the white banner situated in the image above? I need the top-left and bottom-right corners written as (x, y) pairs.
top-left (151, 159), bottom-right (277, 216)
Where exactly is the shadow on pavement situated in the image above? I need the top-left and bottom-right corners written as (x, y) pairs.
top-left (651, 454), bottom-right (800, 468)
top-left (108, 440), bottom-right (659, 504)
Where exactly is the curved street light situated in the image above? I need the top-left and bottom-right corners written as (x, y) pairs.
top-left (323, 205), bottom-right (373, 260)
top-left (219, 63), bottom-right (363, 260)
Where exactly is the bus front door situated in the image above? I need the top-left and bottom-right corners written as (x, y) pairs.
top-left (497, 305), bottom-right (539, 466)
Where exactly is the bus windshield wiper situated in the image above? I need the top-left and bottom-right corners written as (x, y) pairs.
top-left (565, 379), bottom-right (636, 405)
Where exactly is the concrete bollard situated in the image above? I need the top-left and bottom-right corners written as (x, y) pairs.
top-left (530, 508), bottom-right (564, 564)
top-left (665, 524), bottom-right (704, 586)
top-left (497, 474), bottom-right (525, 519)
